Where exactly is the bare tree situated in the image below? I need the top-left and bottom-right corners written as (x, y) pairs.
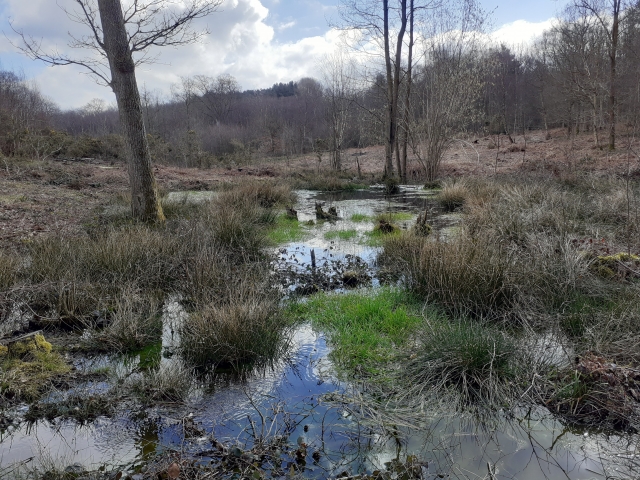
top-left (336, 0), bottom-right (416, 178)
top-left (321, 49), bottom-right (357, 171)
top-left (567, 0), bottom-right (624, 150)
top-left (409, 2), bottom-right (486, 181)
top-left (12, 0), bottom-right (221, 222)
top-left (194, 73), bottom-right (240, 125)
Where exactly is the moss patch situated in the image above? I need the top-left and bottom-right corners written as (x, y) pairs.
top-left (0, 335), bottom-right (71, 402)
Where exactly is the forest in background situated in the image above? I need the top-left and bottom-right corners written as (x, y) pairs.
top-left (3, 1), bottom-right (640, 178)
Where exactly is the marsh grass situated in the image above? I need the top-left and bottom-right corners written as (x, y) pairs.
top-left (379, 174), bottom-right (640, 422)
top-left (180, 296), bottom-right (292, 369)
top-left (0, 178), bottom-right (295, 400)
top-left (267, 214), bottom-right (308, 244)
top-left (0, 251), bottom-right (18, 291)
top-left (287, 288), bottom-right (424, 376)
top-left (84, 286), bottom-right (163, 353)
top-left (218, 180), bottom-right (295, 208)
top-left (402, 319), bottom-right (526, 410)
top-left (384, 234), bottom-right (515, 320)
top-left (129, 361), bottom-right (196, 403)
top-left (438, 180), bottom-right (469, 211)
top-left (324, 229), bottom-right (358, 241)
top-left (383, 175), bottom-right (640, 325)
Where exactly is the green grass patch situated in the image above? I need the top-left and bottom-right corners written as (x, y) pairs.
top-left (287, 288), bottom-right (424, 376)
top-left (324, 229), bottom-right (358, 241)
top-left (267, 215), bottom-right (309, 244)
top-left (379, 212), bottom-right (414, 222)
top-left (363, 228), bottom-right (402, 247)
top-left (350, 213), bottom-right (371, 222)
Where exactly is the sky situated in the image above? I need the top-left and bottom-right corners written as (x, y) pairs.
top-left (0, 0), bottom-right (568, 110)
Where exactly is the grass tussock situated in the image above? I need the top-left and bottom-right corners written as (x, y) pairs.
top-left (0, 251), bottom-right (19, 291)
top-left (403, 320), bottom-right (525, 410)
top-left (180, 295), bottom-right (292, 369)
top-left (129, 362), bottom-right (196, 404)
top-left (438, 180), bottom-right (469, 211)
top-left (383, 234), bottom-right (515, 320)
top-left (84, 286), bottom-right (163, 353)
top-left (218, 179), bottom-right (295, 208)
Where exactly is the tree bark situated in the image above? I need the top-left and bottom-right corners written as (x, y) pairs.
top-left (400, 0), bottom-right (414, 184)
top-left (98, 0), bottom-right (164, 223)
top-left (608, 0), bottom-right (621, 150)
top-left (383, 0), bottom-right (395, 177)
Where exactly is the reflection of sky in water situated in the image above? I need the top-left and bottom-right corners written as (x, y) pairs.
top-left (1, 187), bottom-right (638, 478)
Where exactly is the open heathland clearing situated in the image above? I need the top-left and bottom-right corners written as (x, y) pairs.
top-left (2, 131), bottom-right (640, 479)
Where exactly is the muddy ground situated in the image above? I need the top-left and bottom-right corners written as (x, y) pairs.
top-left (1, 128), bottom-right (638, 250)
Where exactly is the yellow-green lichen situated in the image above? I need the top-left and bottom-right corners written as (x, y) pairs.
top-left (598, 253), bottom-right (640, 265)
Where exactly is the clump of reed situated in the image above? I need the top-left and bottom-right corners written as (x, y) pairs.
top-left (179, 293), bottom-right (292, 369)
top-left (402, 319), bottom-right (528, 411)
top-left (84, 285), bottom-right (163, 353)
top-left (438, 180), bottom-right (469, 211)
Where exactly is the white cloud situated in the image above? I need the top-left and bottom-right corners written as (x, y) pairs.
top-left (489, 18), bottom-right (556, 48)
top-left (0, 0), bottom-right (557, 110)
top-left (278, 21), bottom-right (297, 31)
top-left (1, 0), bottom-right (341, 109)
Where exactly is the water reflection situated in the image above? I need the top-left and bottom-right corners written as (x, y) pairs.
top-left (1, 186), bottom-right (638, 479)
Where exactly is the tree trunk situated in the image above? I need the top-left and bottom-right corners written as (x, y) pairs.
top-left (608, 0), bottom-right (620, 150)
top-left (383, 0), bottom-right (395, 177)
top-left (400, 0), bottom-right (414, 184)
top-left (98, 0), bottom-right (164, 223)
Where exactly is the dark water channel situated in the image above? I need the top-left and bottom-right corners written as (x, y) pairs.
top-left (1, 187), bottom-right (638, 479)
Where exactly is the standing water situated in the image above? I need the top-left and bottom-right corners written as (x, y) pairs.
top-left (1, 186), bottom-right (637, 479)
